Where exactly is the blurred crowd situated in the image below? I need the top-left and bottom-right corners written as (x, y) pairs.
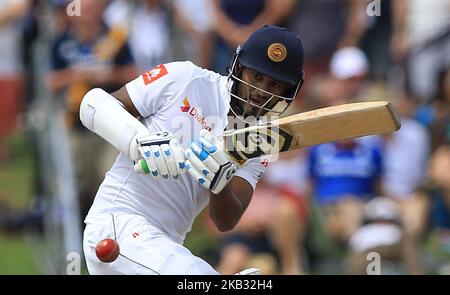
top-left (0, 0), bottom-right (449, 275)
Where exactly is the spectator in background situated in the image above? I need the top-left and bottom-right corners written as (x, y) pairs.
top-left (347, 196), bottom-right (404, 275)
top-left (47, 0), bottom-right (137, 220)
top-left (415, 67), bottom-right (450, 152)
top-left (306, 138), bottom-right (384, 247)
top-left (104, 0), bottom-right (173, 72)
top-left (315, 46), bottom-right (430, 274)
top-left (170, 0), bottom-right (213, 69)
top-left (424, 142), bottom-right (450, 273)
top-left (262, 151), bottom-right (310, 274)
top-left (428, 68), bottom-right (450, 151)
top-left (426, 143), bottom-right (450, 221)
top-left (0, 0), bottom-right (29, 162)
top-left (381, 94), bottom-right (429, 202)
top-left (286, 0), bottom-right (367, 107)
top-left (214, 175), bottom-right (284, 275)
top-left (373, 92), bottom-right (430, 275)
top-left (391, 0), bottom-right (450, 103)
top-left (359, 0), bottom-right (393, 82)
top-left (387, 68), bottom-right (449, 273)
top-left (215, 162), bottom-right (308, 275)
top-left (304, 48), bottom-right (384, 271)
top-left (210, 0), bottom-right (295, 75)
top-left (306, 46), bottom-right (370, 110)
top-left (404, 140), bottom-right (450, 274)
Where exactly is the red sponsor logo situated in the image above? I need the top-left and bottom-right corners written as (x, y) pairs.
top-left (142, 64), bottom-right (168, 85)
top-left (132, 232), bottom-right (140, 238)
top-left (181, 98), bottom-right (212, 131)
top-left (180, 97), bottom-right (190, 112)
top-left (261, 159), bottom-right (269, 167)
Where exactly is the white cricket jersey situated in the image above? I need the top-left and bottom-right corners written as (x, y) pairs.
top-left (85, 61), bottom-right (266, 244)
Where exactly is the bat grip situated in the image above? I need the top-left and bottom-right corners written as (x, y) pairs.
top-left (133, 159), bottom-right (147, 174)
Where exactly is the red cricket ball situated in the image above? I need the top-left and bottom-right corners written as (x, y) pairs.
top-left (95, 238), bottom-right (120, 263)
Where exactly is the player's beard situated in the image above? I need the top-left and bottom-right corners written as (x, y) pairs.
top-left (228, 66), bottom-right (294, 123)
top-left (231, 82), bottom-right (275, 120)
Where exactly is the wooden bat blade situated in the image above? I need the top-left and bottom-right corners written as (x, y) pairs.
top-left (224, 101), bottom-right (401, 162)
top-left (278, 101), bottom-right (401, 148)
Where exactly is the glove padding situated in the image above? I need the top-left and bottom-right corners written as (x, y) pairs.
top-left (185, 129), bottom-right (237, 194)
top-left (134, 131), bottom-right (186, 180)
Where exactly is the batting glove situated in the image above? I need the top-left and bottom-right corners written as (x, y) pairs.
top-left (134, 131), bottom-right (186, 180)
top-left (185, 129), bottom-right (237, 194)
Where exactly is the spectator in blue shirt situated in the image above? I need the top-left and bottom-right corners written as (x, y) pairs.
top-left (307, 138), bottom-right (384, 245)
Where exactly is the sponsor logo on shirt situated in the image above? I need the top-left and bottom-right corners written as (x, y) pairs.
top-left (180, 97), bottom-right (212, 131)
top-left (180, 97), bottom-right (190, 112)
top-left (142, 64), bottom-right (168, 85)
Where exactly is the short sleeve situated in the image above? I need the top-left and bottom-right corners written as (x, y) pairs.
top-left (125, 61), bottom-right (194, 118)
top-left (234, 158), bottom-right (267, 190)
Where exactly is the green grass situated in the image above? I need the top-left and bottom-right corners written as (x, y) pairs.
top-left (0, 133), bottom-right (40, 274)
top-left (0, 156), bottom-right (35, 209)
top-left (0, 234), bottom-right (39, 274)
top-left (184, 211), bottom-right (220, 267)
top-left (0, 132), bottom-right (221, 274)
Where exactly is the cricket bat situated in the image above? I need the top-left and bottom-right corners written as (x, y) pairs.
top-left (223, 101), bottom-right (401, 162)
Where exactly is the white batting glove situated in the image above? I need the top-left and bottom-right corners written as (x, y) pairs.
top-left (134, 131), bottom-right (186, 180)
top-left (185, 129), bottom-right (237, 194)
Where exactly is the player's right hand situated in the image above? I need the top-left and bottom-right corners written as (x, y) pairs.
top-left (133, 131), bottom-right (186, 180)
top-left (185, 129), bottom-right (237, 195)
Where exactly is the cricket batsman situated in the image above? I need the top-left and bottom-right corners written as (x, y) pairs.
top-left (80, 25), bottom-right (304, 274)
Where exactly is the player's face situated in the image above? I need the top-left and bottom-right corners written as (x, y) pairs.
top-left (237, 68), bottom-right (289, 118)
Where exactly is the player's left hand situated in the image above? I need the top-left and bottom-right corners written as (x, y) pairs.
top-left (185, 129), bottom-right (237, 195)
top-left (134, 131), bottom-right (186, 180)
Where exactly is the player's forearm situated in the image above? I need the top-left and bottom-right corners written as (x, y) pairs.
top-left (209, 184), bottom-right (246, 232)
top-left (79, 88), bottom-right (150, 161)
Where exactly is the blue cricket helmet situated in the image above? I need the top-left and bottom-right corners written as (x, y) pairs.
top-left (237, 24), bottom-right (304, 89)
top-left (227, 25), bottom-right (305, 121)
